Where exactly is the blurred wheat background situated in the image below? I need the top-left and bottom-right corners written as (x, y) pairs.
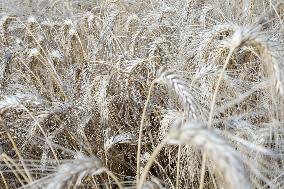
top-left (0, 0), bottom-right (284, 188)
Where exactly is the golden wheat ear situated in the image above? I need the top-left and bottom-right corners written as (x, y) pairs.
top-left (156, 67), bottom-right (198, 120)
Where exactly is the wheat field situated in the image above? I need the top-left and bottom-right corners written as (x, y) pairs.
top-left (0, 0), bottom-right (284, 188)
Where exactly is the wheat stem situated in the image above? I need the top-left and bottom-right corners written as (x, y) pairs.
top-left (176, 144), bottom-right (181, 189)
top-left (2, 158), bottom-right (25, 187)
top-left (200, 49), bottom-right (234, 189)
top-left (0, 170), bottom-right (9, 189)
top-left (105, 169), bottom-right (123, 189)
top-left (1, 153), bottom-right (29, 185)
top-left (138, 138), bottom-right (168, 189)
top-left (176, 115), bottom-right (185, 189)
top-left (1, 116), bottom-right (33, 183)
top-left (199, 152), bottom-right (207, 189)
top-left (5, 132), bottom-right (34, 182)
top-left (208, 48), bottom-right (234, 128)
top-left (136, 80), bottom-right (156, 184)
top-left (21, 105), bottom-right (59, 163)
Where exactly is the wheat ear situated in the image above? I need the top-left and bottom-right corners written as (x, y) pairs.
top-left (45, 156), bottom-right (122, 189)
top-left (157, 67), bottom-right (198, 119)
top-left (138, 120), bottom-right (251, 189)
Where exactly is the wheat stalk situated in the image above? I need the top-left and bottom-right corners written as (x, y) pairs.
top-left (139, 120), bottom-right (251, 189)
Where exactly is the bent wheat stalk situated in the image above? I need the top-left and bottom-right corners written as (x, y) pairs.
top-left (137, 67), bottom-right (198, 183)
top-left (139, 120), bottom-right (251, 189)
